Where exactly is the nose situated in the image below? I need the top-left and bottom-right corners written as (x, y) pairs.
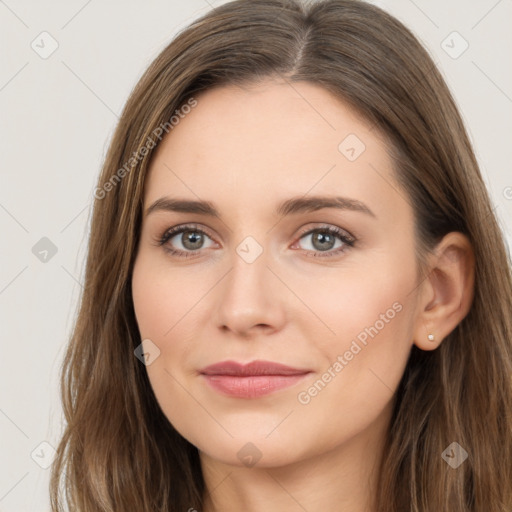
top-left (213, 244), bottom-right (287, 338)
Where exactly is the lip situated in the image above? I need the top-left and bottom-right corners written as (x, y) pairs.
top-left (199, 360), bottom-right (312, 399)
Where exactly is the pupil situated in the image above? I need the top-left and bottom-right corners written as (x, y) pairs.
top-left (183, 231), bottom-right (203, 250)
top-left (313, 232), bottom-right (334, 251)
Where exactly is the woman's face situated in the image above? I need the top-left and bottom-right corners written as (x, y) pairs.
top-left (132, 80), bottom-right (422, 468)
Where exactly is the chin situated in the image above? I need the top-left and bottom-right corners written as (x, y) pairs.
top-left (196, 437), bottom-right (306, 469)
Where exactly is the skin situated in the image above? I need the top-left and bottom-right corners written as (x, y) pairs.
top-left (131, 79), bottom-right (474, 512)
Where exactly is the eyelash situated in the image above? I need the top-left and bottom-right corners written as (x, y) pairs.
top-left (154, 223), bottom-right (356, 259)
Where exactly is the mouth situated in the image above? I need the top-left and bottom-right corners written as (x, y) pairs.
top-left (199, 360), bottom-right (312, 398)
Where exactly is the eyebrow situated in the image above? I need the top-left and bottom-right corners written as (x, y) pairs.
top-left (145, 195), bottom-right (376, 219)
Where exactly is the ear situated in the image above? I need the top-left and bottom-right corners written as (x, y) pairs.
top-left (413, 232), bottom-right (475, 351)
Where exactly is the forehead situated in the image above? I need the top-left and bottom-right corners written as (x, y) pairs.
top-left (156, 80), bottom-right (376, 167)
top-left (143, 80), bottom-right (406, 224)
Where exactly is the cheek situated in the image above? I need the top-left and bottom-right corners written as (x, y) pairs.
top-left (292, 253), bottom-right (415, 353)
top-left (131, 256), bottom-right (201, 434)
top-left (131, 253), bottom-right (203, 341)
top-left (292, 258), bottom-right (416, 436)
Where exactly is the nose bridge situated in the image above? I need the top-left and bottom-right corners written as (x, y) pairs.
top-left (214, 232), bottom-right (285, 335)
top-left (226, 234), bottom-right (270, 304)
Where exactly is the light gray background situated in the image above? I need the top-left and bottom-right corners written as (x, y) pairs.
top-left (0, 0), bottom-right (511, 510)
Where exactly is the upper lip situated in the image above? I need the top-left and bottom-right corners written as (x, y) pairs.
top-left (200, 360), bottom-right (311, 376)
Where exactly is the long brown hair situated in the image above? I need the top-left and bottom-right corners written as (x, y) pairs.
top-left (50, 0), bottom-right (512, 510)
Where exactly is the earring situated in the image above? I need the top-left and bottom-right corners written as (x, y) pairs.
top-left (428, 333), bottom-right (435, 342)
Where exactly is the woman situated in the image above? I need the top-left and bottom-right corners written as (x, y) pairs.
top-left (50, 0), bottom-right (512, 510)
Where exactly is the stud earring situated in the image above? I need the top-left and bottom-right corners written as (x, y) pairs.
top-left (428, 333), bottom-right (435, 342)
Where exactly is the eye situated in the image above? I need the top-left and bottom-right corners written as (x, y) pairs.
top-left (156, 223), bottom-right (216, 258)
top-left (154, 223), bottom-right (356, 259)
top-left (291, 225), bottom-right (355, 258)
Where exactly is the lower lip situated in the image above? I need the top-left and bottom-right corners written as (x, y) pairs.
top-left (202, 374), bottom-right (309, 398)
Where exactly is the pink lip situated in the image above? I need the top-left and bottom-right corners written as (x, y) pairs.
top-left (200, 360), bottom-right (311, 398)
